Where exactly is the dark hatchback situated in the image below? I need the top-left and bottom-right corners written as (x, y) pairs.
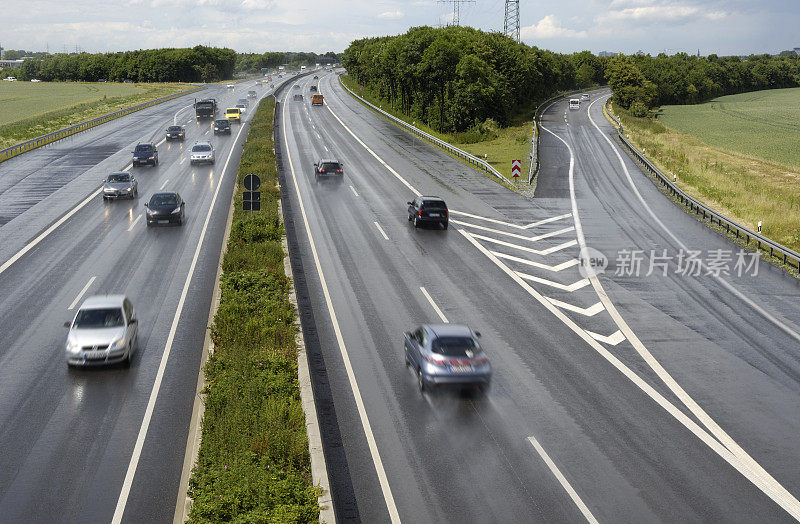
top-left (165, 125), bottom-right (185, 141)
top-left (132, 143), bottom-right (158, 167)
top-left (145, 192), bottom-right (185, 227)
top-left (213, 119), bottom-right (231, 135)
top-left (404, 324), bottom-right (491, 393)
top-left (407, 196), bottom-right (448, 229)
top-left (313, 159), bottom-right (343, 183)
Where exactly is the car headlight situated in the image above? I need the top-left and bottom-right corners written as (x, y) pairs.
top-left (147, 208), bottom-right (156, 215)
top-left (149, 155), bottom-right (156, 159)
top-left (171, 207), bottom-right (181, 214)
top-left (110, 337), bottom-right (125, 350)
top-left (66, 338), bottom-right (78, 352)
top-left (121, 187), bottom-right (130, 192)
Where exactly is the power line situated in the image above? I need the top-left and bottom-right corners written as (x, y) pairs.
top-left (438, 0), bottom-right (474, 26)
top-left (504, 0), bottom-right (520, 42)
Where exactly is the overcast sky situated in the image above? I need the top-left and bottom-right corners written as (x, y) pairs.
top-left (2, 0), bottom-right (798, 56)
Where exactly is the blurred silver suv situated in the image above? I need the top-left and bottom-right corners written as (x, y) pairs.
top-left (64, 295), bottom-right (139, 367)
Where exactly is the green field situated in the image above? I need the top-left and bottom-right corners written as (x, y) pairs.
top-left (0, 82), bottom-right (193, 149)
top-left (658, 87), bottom-right (800, 169)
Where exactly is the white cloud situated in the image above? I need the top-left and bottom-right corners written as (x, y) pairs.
top-left (377, 10), bottom-right (404, 20)
top-left (520, 15), bottom-right (588, 39)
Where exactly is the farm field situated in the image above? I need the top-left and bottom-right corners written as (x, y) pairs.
top-left (658, 87), bottom-right (800, 169)
top-left (0, 81), bottom-right (193, 149)
top-left (612, 87), bottom-right (800, 255)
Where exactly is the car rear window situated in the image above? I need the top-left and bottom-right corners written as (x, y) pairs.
top-left (422, 201), bottom-right (447, 210)
top-left (73, 308), bottom-right (124, 328)
top-left (107, 173), bottom-right (130, 182)
top-left (432, 336), bottom-right (478, 357)
top-left (192, 144), bottom-right (211, 152)
top-left (321, 163), bottom-right (341, 172)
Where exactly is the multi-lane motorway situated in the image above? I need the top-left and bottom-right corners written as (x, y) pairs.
top-left (280, 73), bottom-right (800, 522)
top-left (1, 67), bottom-right (799, 524)
top-left (0, 78), bottom-right (281, 522)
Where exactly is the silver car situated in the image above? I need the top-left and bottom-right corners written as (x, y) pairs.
top-left (103, 172), bottom-right (138, 200)
top-left (404, 324), bottom-right (491, 393)
top-left (190, 142), bottom-right (215, 165)
top-left (64, 295), bottom-right (139, 367)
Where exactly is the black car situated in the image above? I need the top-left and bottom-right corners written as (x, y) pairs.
top-left (310, 85), bottom-right (317, 92)
top-left (214, 119), bottom-right (231, 135)
top-left (313, 75), bottom-right (318, 79)
top-left (407, 196), bottom-right (448, 229)
top-left (166, 125), bottom-right (185, 141)
top-left (132, 143), bottom-right (158, 167)
top-left (145, 192), bottom-right (185, 227)
top-left (313, 159), bottom-right (343, 184)
top-left (293, 93), bottom-right (303, 101)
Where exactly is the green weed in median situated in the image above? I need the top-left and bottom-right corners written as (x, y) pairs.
top-left (188, 96), bottom-right (320, 523)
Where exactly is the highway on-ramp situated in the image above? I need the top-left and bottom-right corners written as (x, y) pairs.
top-left (0, 78), bottom-right (281, 522)
top-left (280, 73), bottom-right (800, 522)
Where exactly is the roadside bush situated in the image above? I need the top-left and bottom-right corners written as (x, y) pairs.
top-left (629, 100), bottom-right (649, 117)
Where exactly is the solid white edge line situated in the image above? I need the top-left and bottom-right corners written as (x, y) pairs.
top-left (527, 436), bottom-right (599, 524)
top-left (542, 108), bottom-right (800, 518)
top-left (420, 287), bottom-right (448, 323)
top-left (373, 221), bottom-right (389, 240)
top-left (127, 214), bottom-right (142, 232)
top-left (0, 186), bottom-right (102, 278)
top-left (282, 86), bottom-right (401, 523)
top-left (459, 226), bottom-right (800, 518)
top-left (349, 185), bottom-right (359, 197)
top-left (67, 276), bottom-right (96, 310)
top-left (110, 111), bottom-right (248, 524)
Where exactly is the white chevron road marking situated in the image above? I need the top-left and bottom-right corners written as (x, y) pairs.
top-left (472, 234), bottom-right (577, 255)
top-left (492, 251), bottom-right (579, 272)
top-left (450, 210), bottom-right (573, 230)
top-left (585, 329), bottom-right (626, 345)
top-left (546, 297), bottom-right (605, 317)
top-left (451, 220), bottom-right (574, 242)
top-left (516, 271), bottom-right (591, 292)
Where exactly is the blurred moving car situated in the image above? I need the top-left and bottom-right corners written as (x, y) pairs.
top-left (213, 119), bottom-right (231, 135)
top-left (310, 85), bottom-right (317, 92)
top-left (311, 94), bottom-right (324, 106)
top-left (189, 142), bottom-right (215, 165)
top-left (64, 295), bottom-right (139, 367)
top-left (404, 324), bottom-right (491, 393)
top-left (247, 90), bottom-right (257, 99)
top-left (407, 196), bottom-right (449, 229)
top-left (103, 172), bottom-right (138, 200)
top-left (165, 125), bottom-right (185, 141)
top-left (313, 159), bottom-right (343, 184)
top-left (225, 107), bottom-right (241, 122)
top-left (236, 98), bottom-right (248, 113)
top-left (226, 83), bottom-right (235, 89)
top-left (145, 192), bottom-right (185, 227)
top-left (293, 94), bottom-right (303, 102)
top-left (132, 143), bottom-right (158, 167)
top-left (580, 93), bottom-right (590, 101)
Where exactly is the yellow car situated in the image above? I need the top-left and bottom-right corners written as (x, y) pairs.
top-left (225, 107), bottom-right (241, 122)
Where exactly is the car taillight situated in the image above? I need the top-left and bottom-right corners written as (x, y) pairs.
top-left (472, 358), bottom-right (487, 365)
top-left (418, 210), bottom-right (423, 216)
top-left (445, 210), bottom-right (449, 216)
top-left (319, 168), bottom-right (325, 173)
top-left (337, 169), bottom-right (342, 173)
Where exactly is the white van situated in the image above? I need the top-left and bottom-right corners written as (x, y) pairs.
top-left (569, 99), bottom-right (580, 110)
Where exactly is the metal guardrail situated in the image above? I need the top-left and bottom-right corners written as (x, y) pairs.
top-left (338, 77), bottom-right (507, 184)
top-left (0, 85), bottom-right (203, 165)
top-left (604, 98), bottom-right (800, 272)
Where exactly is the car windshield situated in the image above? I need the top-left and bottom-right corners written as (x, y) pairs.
top-left (228, 109), bottom-right (239, 113)
top-left (73, 308), bottom-right (124, 328)
top-left (107, 173), bottom-right (130, 182)
top-left (167, 126), bottom-right (181, 132)
top-left (135, 144), bottom-right (153, 152)
top-left (192, 144), bottom-right (211, 152)
top-left (150, 194), bottom-right (178, 206)
top-left (215, 120), bottom-right (229, 125)
top-left (432, 336), bottom-right (479, 357)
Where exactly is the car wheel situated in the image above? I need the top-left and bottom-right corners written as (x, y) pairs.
top-left (122, 349), bottom-right (131, 368)
top-left (442, 221), bottom-right (448, 230)
top-left (413, 216), bottom-right (420, 228)
top-left (146, 221), bottom-right (152, 228)
top-left (134, 188), bottom-right (138, 198)
top-left (417, 368), bottom-right (426, 392)
top-left (478, 382), bottom-right (491, 395)
top-left (315, 174), bottom-right (319, 184)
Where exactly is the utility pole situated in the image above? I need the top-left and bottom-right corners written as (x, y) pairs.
top-left (0, 43), bottom-right (4, 60)
top-left (438, 0), bottom-right (473, 26)
top-left (504, 0), bottom-right (520, 42)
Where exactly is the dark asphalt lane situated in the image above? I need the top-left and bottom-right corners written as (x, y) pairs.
top-left (0, 78), bottom-right (284, 523)
top-left (280, 73), bottom-right (800, 522)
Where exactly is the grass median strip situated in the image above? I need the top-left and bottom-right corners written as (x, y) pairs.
top-left (0, 82), bottom-right (194, 149)
top-left (187, 96), bottom-right (320, 522)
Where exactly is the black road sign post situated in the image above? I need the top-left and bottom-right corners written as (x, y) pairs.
top-left (243, 174), bottom-right (262, 215)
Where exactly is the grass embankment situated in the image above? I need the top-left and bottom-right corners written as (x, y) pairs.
top-left (0, 82), bottom-right (194, 149)
top-left (340, 75), bottom-right (532, 186)
top-left (187, 96), bottom-right (320, 522)
top-left (611, 88), bottom-right (800, 253)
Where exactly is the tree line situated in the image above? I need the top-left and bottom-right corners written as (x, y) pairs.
top-left (607, 52), bottom-right (800, 115)
top-left (342, 26), bottom-right (607, 133)
top-left (11, 46), bottom-right (236, 82)
top-left (235, 51), bottom-right (341, 73)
